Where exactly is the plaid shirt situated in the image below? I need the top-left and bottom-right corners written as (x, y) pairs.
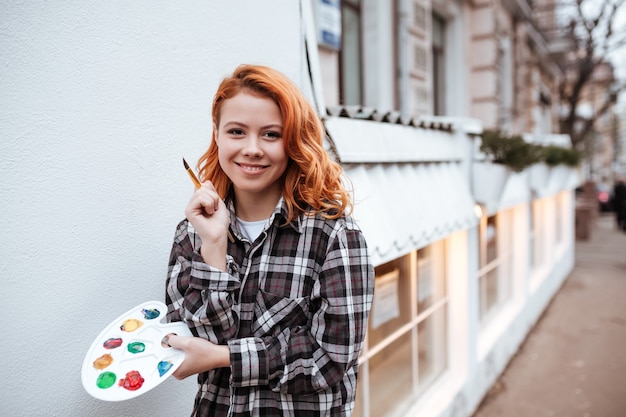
top-left (166, 197), bottom-right (374, 417)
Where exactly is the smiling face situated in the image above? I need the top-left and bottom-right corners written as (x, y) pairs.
top-left (215, 91), bottom-right (288, 212)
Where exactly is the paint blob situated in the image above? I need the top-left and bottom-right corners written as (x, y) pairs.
top-left (93, 353), bottom-right (114, 370)
top-left (127, 341), bottom-right (146, 354)
top-left (103, 338), bottom-right (123, 349)
top-left (142, 308), bottom-right (160, 320)
top-left (118, 370), bottom-right (145, 391)
top-left (157, 360), bottom-right (173, 377)
top-left (120, 318), bottom-right (143, 332)
top-left (96, 371), bottom-right (116, 389)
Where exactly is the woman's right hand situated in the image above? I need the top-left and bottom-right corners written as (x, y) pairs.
top-left (184, 181), bottom-right (229, 269)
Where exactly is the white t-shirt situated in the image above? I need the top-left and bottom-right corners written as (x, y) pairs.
top-left (236, 217), bottom-right (268, 242)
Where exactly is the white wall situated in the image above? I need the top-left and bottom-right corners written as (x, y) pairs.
top-left (0, 2), bottom-right (309, 416)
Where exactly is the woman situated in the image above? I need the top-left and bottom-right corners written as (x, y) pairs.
top-left (165, 64), bottom-right (374, 416)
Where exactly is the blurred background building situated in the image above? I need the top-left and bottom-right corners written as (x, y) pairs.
top-left (311, 0), bottom-right (625, 415)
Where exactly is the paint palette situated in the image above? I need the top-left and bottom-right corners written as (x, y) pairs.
top-left (81, 301), bottom-right (192, 401)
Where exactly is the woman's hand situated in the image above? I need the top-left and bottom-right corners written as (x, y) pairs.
top-left (184, 181), bottom-right (229, 269)
top-left (165, 334), bottom-right (231, 380)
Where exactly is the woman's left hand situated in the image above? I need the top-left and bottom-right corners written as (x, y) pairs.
top-left (165, 334), bottom-right (231, 379)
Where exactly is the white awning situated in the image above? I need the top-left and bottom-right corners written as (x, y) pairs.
top-left (324, 115), bottom-right (471, 163)
top-left (345, 161), bottom-right (478, 266)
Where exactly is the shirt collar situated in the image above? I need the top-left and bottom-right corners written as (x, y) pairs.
top-left (226, 194), bottom-right (302, 234)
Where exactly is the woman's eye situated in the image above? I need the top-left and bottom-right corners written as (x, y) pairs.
top-left (228, 128), bottom-right (245, 136)
top-left (264, 131), bottom-right (282, 139)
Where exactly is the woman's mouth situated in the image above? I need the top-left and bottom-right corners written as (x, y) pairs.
top-left (237, 163), bottom-right (268, 173)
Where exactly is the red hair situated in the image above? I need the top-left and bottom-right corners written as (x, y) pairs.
top-left (197, 64), bottom-right (351, 223)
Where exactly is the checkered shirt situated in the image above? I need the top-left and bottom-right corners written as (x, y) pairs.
top-left (165, 197), bottom-right (374, 416)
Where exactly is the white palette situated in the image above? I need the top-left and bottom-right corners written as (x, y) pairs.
top-left (81, 301), bottom-right (191, 401)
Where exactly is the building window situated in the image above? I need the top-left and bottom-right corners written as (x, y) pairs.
top-left (414, 43), bottom-right (428, 72)
top-left (413, 2), bottom-right (426, 30)
top-left (416, 243), bottom-right (448, 392)
top-left (432, 13), bottom-right (445, 115)
top-left (477, 211), bottom-right (513, 323)
top-left (339, 0), bottom-right (362, 105)
top-left (354, 240), bottom-right (448, 417)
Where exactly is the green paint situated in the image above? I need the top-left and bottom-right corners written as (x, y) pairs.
top-left (127, 341), bottom-right (146, 354)
top-left (96, 371), bottom-right (116, 389)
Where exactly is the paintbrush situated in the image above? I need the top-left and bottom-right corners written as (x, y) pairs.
top-left (182, 158), bottom-right (234, 243)
top-left (183, 157), bottom-right (202, 188)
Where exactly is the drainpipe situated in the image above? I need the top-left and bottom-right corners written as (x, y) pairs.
top-left (300, 0), bottom-right (326, 118)
top-left (397, 0), bottom-right (410, 119)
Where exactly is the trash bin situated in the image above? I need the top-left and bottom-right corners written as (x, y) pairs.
top-left (575, 200), bottom-right (594, 241)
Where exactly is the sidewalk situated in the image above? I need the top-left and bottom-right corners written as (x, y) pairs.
top-left (472, 213), bottom-right (626, 417)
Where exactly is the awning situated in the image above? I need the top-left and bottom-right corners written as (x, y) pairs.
top-left (323, 114), bottom-right (480, 266)
top-left (324, 115), bottom-right (467, 163)
top-left (344, 161), bottom-right (478, 266)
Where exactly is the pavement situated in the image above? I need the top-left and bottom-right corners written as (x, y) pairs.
top-left (472, 213), bottom-right (626, 417)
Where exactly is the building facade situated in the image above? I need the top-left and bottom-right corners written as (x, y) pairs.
top-left (313, 1), bottom-right (579, 416)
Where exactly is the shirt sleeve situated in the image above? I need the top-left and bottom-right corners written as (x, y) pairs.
top-left (165, 219), bottom-right (240, 344)
top-left (228, 221), bottom-right (375, 394)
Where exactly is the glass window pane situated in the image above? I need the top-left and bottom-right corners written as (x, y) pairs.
top-left (499, 256), bottom-right (512, 302)
top-left (417, 241), bottom-right (446, 314)
top-left (368, 256), bottom-right (412, 348)
top-left (341, 6), bottom-right (361, 105)
top-left (431, 13), bottom-right (445, 115)
top-left (479, 267), bottom-right (498, 320)
top-left (418, 306), bottom-right (448, 393)
top-left (486, 216), bottom-right (498, 263)
top-left (367, 333), bottom-right (414, 417)
top-left (432, 13), bottom-right (444, 48)
top-left (486, 267), bottom-right (498, 311)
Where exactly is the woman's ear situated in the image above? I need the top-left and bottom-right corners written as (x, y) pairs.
top-left (213, 123), bottom-right (219, 146)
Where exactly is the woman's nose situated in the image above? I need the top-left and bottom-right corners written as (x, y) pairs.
top-left (242, 136), bottom-right (263, 157)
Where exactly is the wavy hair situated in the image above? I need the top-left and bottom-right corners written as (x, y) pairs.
top-left (197, 64), bottom-right (351, 223)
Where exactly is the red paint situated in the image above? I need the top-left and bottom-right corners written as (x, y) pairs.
top-left (118, 370), bottom-right (145, 391)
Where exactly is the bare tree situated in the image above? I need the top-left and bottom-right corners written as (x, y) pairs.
top-left (551, 0), bottom-right (626, 148)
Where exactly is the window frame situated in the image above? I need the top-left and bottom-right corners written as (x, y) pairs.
top-left (354, 239), bottom-right (449, 417)
top-left (431, 12), bottom-right (446, 116)
top-left (339, 0), bottom-right (363, 106)
top-left (477, 210), bottom-right (514, 325)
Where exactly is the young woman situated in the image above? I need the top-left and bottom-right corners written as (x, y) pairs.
top-left (165, 64), bottom-right (374, 416)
